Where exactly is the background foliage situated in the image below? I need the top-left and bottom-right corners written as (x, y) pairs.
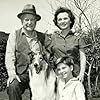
top-left (0, 29), bottom-right (100, 99)
top-left (0, 32), bottom-right (8, 91)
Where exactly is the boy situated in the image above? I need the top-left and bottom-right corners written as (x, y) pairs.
top-left (55, 56), bottom-right (86, 100)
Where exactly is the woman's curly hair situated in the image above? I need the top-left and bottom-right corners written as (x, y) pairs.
top-left (53, 7), bottom-right (75, 29)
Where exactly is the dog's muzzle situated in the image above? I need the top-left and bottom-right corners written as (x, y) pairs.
top-left (34, 63), bottom-right (42, 74)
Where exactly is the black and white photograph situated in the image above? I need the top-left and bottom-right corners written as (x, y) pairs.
top-left (0, 0), bottom-right (100, 100)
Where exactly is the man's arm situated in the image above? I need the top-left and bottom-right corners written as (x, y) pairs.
top-left (5, 32), bottom-right (16, 76)
top-left (5, 32), bottom-right (21, 86)
top-left (77, 36), bottom-right (86, 82)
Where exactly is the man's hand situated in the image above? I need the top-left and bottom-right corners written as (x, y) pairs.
top-left (7, 74), bottom-right (21, 87)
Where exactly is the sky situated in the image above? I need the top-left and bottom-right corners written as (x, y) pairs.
top-left (0, 0), bottom-right (100, 33)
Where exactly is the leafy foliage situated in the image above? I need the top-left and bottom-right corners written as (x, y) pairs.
top-left (0, 32), bottom-right (9, 91)
top-left (82, 28), bottom-right (100, 97)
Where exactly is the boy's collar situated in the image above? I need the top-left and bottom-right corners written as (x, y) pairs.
top-left (59, 77), bottom-right (78, 84)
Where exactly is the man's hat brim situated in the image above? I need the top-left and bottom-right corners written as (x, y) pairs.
top-left (17, 12), bottom-right (41, 21)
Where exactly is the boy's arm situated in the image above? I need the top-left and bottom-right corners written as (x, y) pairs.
top-left (75, 82), bottom-right (86, 100)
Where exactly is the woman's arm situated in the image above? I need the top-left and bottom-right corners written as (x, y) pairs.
top-left (77, 49), bottom-right (86, 82)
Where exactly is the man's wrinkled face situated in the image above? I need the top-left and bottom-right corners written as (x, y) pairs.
top-left (21, 14), bottom-right (37, 32)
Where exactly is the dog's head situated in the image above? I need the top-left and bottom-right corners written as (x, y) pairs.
top-left (32, 52), bottom-right (45, 74)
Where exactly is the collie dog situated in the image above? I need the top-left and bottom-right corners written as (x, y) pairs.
top-left (29, 52), bottom-right (56, 100)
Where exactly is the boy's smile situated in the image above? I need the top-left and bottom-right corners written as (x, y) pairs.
top-left (56, 63), bottom-right (72, 79)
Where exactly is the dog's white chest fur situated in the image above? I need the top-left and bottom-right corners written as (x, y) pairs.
top-left (29, 69), bottom-right (46, 100)
top-left (29, 66), bottom-right (56, 100)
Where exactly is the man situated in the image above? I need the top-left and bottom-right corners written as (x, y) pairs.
top-left (5, 4), bottom-right (47, 100)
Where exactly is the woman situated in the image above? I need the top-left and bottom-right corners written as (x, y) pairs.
top-left (47, 7), bottom-right (86, 82)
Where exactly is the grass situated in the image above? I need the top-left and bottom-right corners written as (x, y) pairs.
top-left (0, 89), bottom-right (30, 100)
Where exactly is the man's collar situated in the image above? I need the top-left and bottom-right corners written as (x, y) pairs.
top-left (21, 28), bottom-right (29, 37)
top-left (21, 28), bottom-right (37, 38)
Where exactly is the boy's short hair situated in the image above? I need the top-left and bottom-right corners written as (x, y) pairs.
top-left (55, 56), bottom-right (76, 77)
top-left (55, 56), bottom-right (74, 67)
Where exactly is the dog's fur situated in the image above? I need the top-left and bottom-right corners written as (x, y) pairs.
top-left (29, 52), bottom-right (56, 100)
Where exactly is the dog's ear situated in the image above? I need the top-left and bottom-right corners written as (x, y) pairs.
top-left (40, 60), bottom-right (48, 70)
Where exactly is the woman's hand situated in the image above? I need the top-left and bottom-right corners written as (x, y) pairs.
top-left (76, 73), bottom-right (84, 82)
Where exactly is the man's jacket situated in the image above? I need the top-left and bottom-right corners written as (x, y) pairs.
top-left (15, 29), bottom-right (45, 74)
